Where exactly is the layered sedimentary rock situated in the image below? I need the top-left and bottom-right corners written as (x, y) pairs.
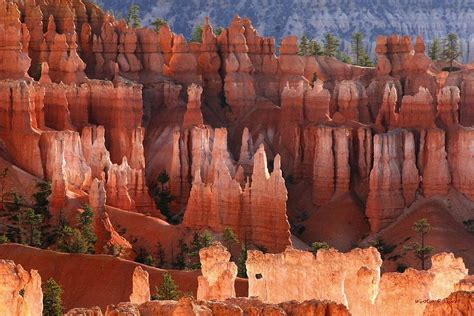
top-left (243, 146), bottom-right (291, 252)
top-left (332, 80), bottom-right (368, 122)
top-left (0, 260), bottom-right (42, 316)
top-left (280, 83), bottom-right (304, 126)
top-left (0, 2), bottom-right (31, 80)
top-left (42, 82), bottom-right (75, 130)
top-left (105, 302), bottom-right (140, 316)
top-left (221, 17), bottom-right (257, 119)
top-left (182, 84), bottom-right (204, 128)
top-left (308, 126), bottom-right (351, 205)
top-left (419, 129), bottom-right (451, 197)
top-left (429, 252), bottom-right (468, 299)
top-left (460, 77), bottom-right (474, 126)
top-left (374, 35), bottom-right (412, 77)
top-left (44, 31), bottom-right (88, 84)
top-left (373, 268), bottom-right (434, 316)
top-left (304, 80), bottom-right (331, 123)
top-left (436, 86), bottom-right (460, 128)
top-left (82, 125), bottom-right (111, 180)
top-left (374, 253), bottom-right (467, 316)
top-left (312, 126), bottom-right (335, 205)
top-left (246, 247), bottom-right (382, 314)
top-left (117, 28), bottom-right (143, 75)
top-left (398, 87), bottom-right (435, 129)
top-left (66, 307), bottom-right (103, 316)
top-left (40, 130), bottom-right (92, 190)
top-left (129, 266), bottom-right (150, 305)
top-left (89, 178), bottom-right (133, 258)
top-left (106, 297), bottom-right (350, 316)
top-left (455, 276), bottom-right (474, 292)
top-left (197, 242), bottom-right (237, 301)
top-left (246, 249), bottom-right (467, 316)
top-left (0, 80), bottom-right (43, 177)
top-left (404, 37), bottom-right (437, 97)
top-left (375, 82), bottom-right (398, 130)
top-left (448, 126), bottom-right (474, 201)
top-left (374, 36), bottom-right (435, 95)
top-left (423, 291), bottom-right (474, 316)
top-left (167, 34), bottom-right (201, 85)
top-left (106, 159), bottom-right (135, 211)
top-left (88, 80), bottom-right (143, 164)
top-left (293, 125), bottom-right (352, 206)
top-left (198, 17), bottom-right (222, 104)
top-left (278, 82), bottom-right (304, 163)
top-left (136, 28), bottom-right (164, 75)
top-left (278, 36), bottom-right (305, 92)
top-left (243, 18), bottom-right (280, 104)
top-left (184, 140), bottom-right (291, 253)
top-left (371, 35), bottom-right (436, 128)
top-left (366, 130), bottom-right (419, 232)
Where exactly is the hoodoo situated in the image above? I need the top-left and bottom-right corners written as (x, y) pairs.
top-left (0, 0), bottom-right (473, 314)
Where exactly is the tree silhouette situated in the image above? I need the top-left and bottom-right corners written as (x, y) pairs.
top-left (151, 18), bottom-right (167, 33)
top-left (404, 218), bottom-right (434, 270)
top-left (308, 38), bottom-right (323, 56)
top-left (351, 32), bottom-right (372, 66)
top-left (323, 33), bottom-right (339, 58)
top-left (311, 241), bottom-right (330, 255)
top-left (298, 34), bottom-right (309, 56)
top-left (190, 24), bottom-right (203, 43)
top-left (126, 3), bottom-right (141, 28)
top-left (42, 278), bottom-right (63, 316)
top-left (153, 272), bottom-right (181, 300)
top-left (429, 38), bottom-right (441, 61)
top-left (442, 33), bottom-right (462, 72)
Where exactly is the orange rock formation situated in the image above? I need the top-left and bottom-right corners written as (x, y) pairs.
top-left (0, 0), bottom-right (473, 314)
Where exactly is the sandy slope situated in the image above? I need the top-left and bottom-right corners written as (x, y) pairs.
top-left (0, 244), bottom-right (248, 310)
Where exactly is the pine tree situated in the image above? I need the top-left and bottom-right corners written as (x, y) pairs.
top-left (223, 227), bottom-right (238, 252)
top-left (358, 54), bottom-right (373, 67)
top-left (135, 248), bottom-right (155, 266)
top-left (0, 167), bottom-right (8, 211)
top-left (323, 33), bottom-right (340, 58)
top-left (351, 32), bottom-right (372, 66)
top-left (214, 27), bottom-right (224, 36)
top-left (153, 272), bottom-right (181, 300)
top-left (22, 208), bottom-right (42, 247)
top-left (337, 51), bottom-right (352, 64)
top-left (188, 230), bottom-right (213, 269)
top-left (57, 225), bottom-right (89, 254)
top-left (298, 34), bottom-right (309, 56)
top-left (32, 181), bottom-right (51, 220)
top-left (429, 38), bottom-right (441, 61)
top-left (55, 208), bottom-right (93, 254)
top-left (308, 38), bottom-right (323, 56)
top-left (404, 218), bottom-right (434, 270)
top-left (0, 234), bottom-right (8, 244)
top-left (237, 243), bottom-right (248, 278)
top-left (42, 278), bottom-right (63, 316)
top-left (190, 24), bottom-right (203, 43)
top-left (173, 239), bottom-right (188, 269)
top-left (442, 33), bottom-right (462, 72)
top-left (6, 192), bottom-right (26, 243)
top-left (158, 170), bottom-right (170, 191)
top-left (151, 18), bottom-right (167, 33)
top-left (369, 238), bottom-right (395, 260)
top-left (311, 241), bottom-right (330, 255)
top-left (78, 204), bottom-right (96, 254)
top-left (155, 170), bottom-right (174, 222)
top-left (126, 3), bottom-right (141, 28)
top-left (156, 241), bottom-right (166, 268)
